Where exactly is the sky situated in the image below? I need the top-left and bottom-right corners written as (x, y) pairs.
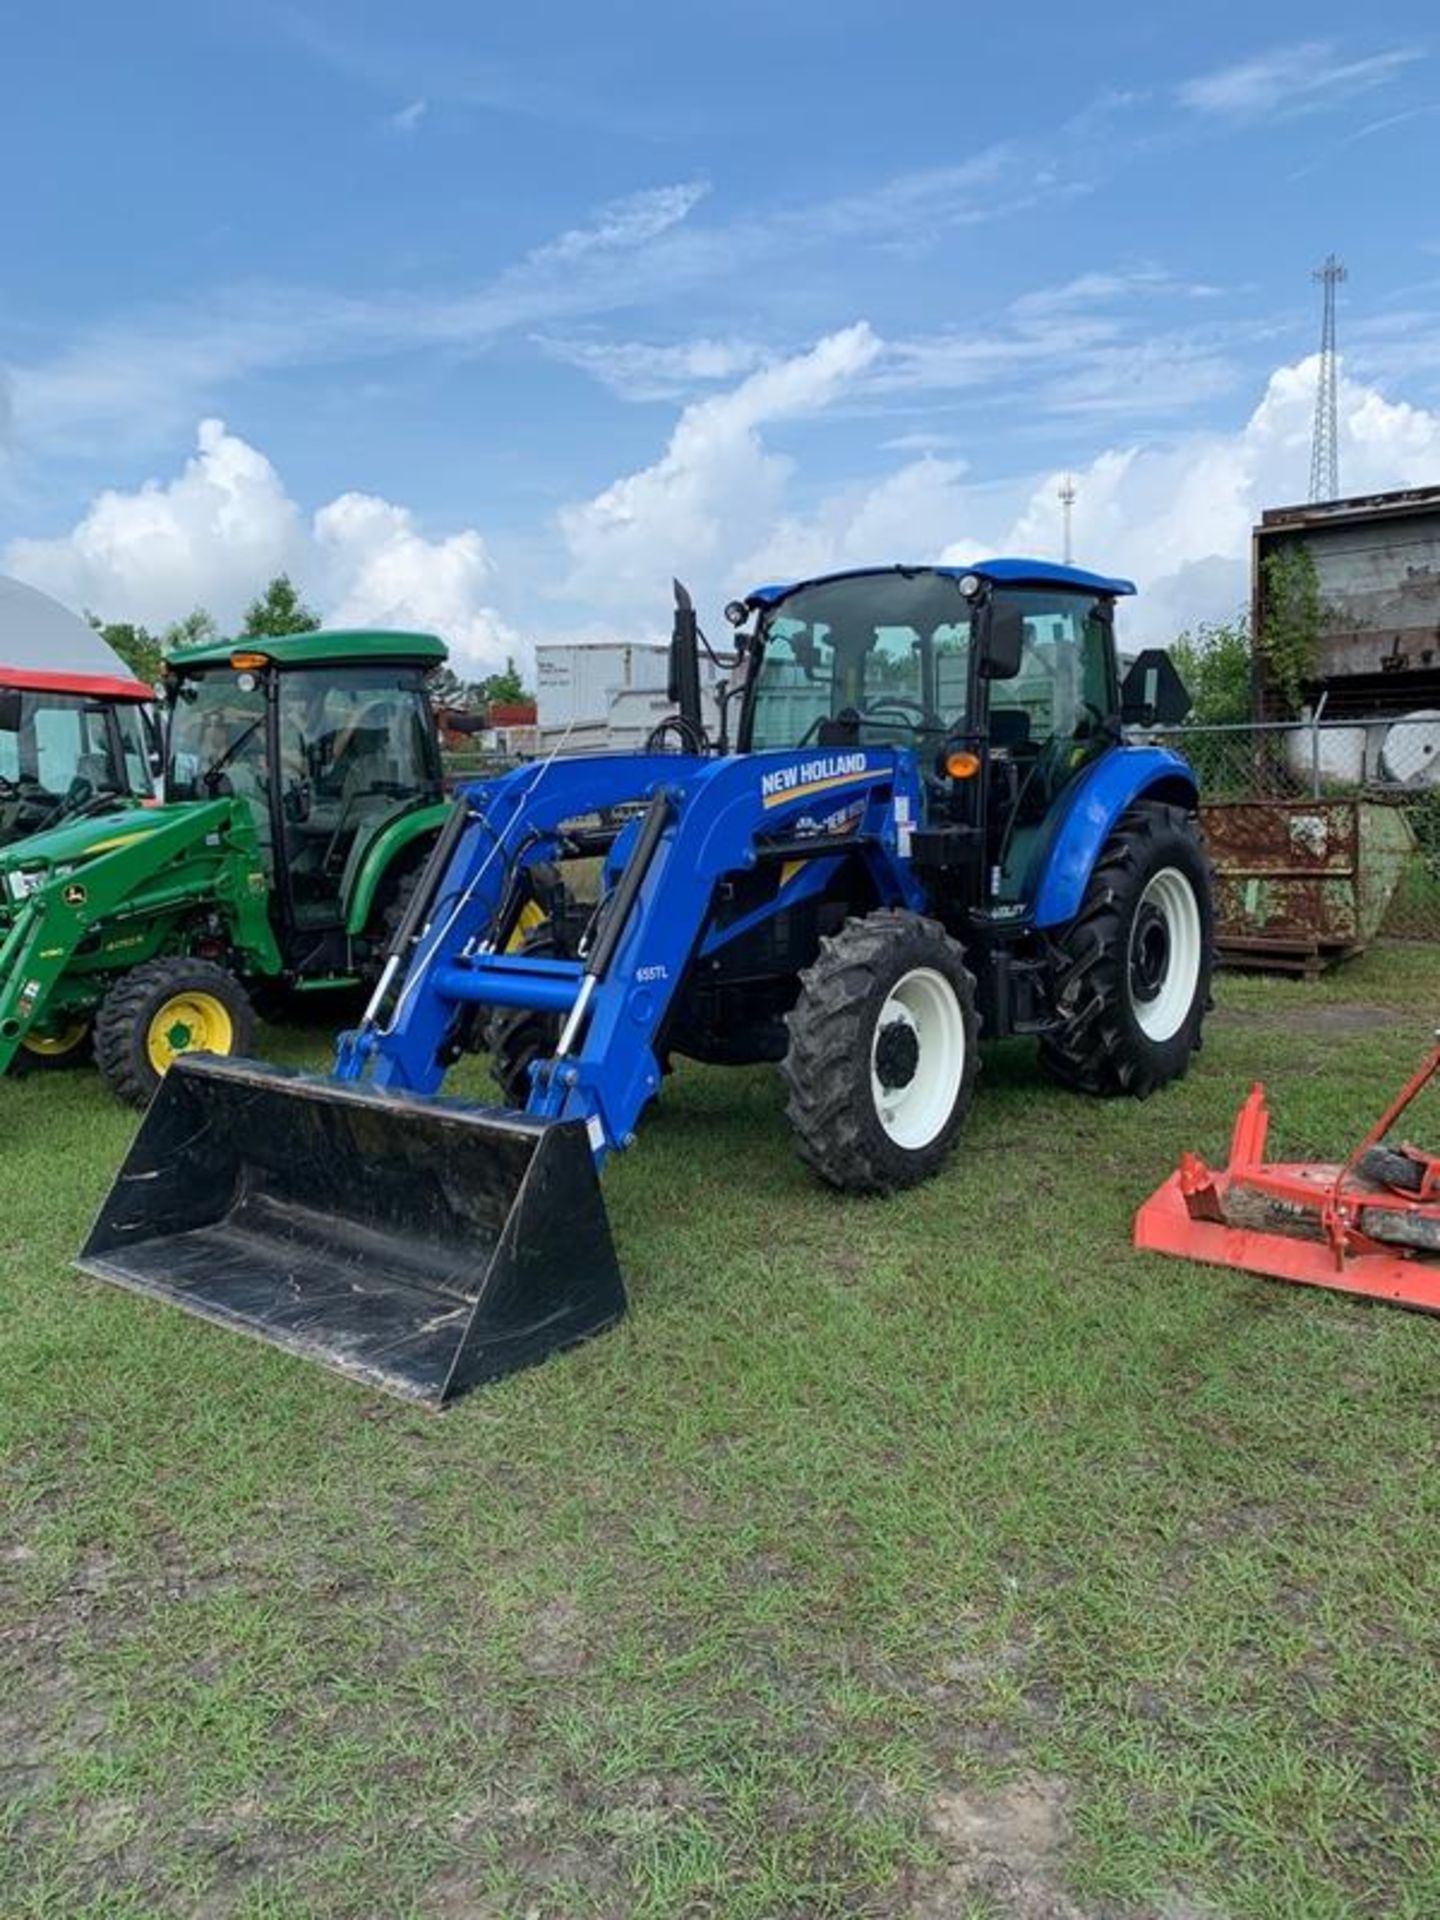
top-left (2, 0), bottom-right (1439, 673)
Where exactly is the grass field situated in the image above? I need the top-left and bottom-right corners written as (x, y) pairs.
top-left (3, 949), bottom-right (1439, 1919)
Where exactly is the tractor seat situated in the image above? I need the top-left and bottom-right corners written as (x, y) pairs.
top-left (817, 711), bottom-right (860, 747)
top-left (988, 709), bottom-right (1031, 750)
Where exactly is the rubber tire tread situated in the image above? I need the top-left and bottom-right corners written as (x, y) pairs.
top-left (1357, 1145), bottom-right (1428, 1195)
top-left (781, 908), bottom-right (979, 1196)
top-left (485, 927), bottom-right (562, 1109)
top-left (10, 1027), bottom-right (93, 1076)
top-left (1039, 801), bottom-right (1214, 1099)
top-left (94, 955), bottom-right (256, 1110)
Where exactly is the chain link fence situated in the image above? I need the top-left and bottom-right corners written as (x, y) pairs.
top-left (1146, 716), bottom-right (1440, 946)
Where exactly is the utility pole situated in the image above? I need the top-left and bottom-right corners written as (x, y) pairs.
top-left (1057, 473), bottom-right (1077, 565)
top-left (1309, 254), bottom-right (1346, 503)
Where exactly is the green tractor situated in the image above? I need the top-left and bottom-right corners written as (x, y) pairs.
top-left (0, 629), bottom-right (454, 1102)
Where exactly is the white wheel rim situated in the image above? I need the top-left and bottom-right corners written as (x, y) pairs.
top-left (869, 966), bottom-right (965, 1150)
top-left (1128, 867), bottom-right (1202, 1043)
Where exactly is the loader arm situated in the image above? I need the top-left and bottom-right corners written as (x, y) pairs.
top-left (0, 801), bottom-right (279, 1073)
top-left (338, 747), bottom-right (927, 1159)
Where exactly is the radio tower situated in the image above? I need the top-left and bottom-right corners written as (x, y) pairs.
top-left (1308, 254), bottom-right (1346, 502)
top-left (1057, 472), bottom-right (1077, 564)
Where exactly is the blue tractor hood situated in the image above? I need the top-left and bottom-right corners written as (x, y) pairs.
top-left (744, 558), bottom-right (1137, 610)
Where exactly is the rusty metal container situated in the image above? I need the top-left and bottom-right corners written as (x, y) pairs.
top-left (1202, 798), bottom-right (1417, 973)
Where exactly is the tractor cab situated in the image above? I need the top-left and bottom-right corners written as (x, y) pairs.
top-left (0, 675), bottom-right (155, 849)
top-left (163, 631), bottom-right (447, 954)
top-left (732, 561), bottom-right (1179, 917)
top-left (0, 574), bottom-right (158, 850)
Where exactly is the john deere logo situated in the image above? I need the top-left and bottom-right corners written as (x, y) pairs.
top-left (63, 883), bottom-right (87, 908)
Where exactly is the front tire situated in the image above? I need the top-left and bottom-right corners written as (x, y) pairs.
top-left (11, 1017), bottom-right (92, 1075)
top-left (94, 956), bottom-right (255, 1109)
top-left (1040, 801), bottom-right (1213, 1098)
top-left (781, 909), bottom-right (979, 1194)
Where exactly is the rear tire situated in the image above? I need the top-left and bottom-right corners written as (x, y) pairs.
top-left (1040, 801), bottom-right (1213, 1098)
top-left (94, 956), bottom-right (255, 1109)
top-left (781, 909), bottom-right (978, 1194)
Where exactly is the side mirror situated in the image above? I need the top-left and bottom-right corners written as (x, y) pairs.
top-left (981, 600), bottom-right (1025, 680)
top-left (1120, 648), bottom-right (1192, 727)
top-left (0, 688), bottom-right (21, 733)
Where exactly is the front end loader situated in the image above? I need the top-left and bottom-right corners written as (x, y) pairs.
top-left (0, 629), bottom-right (451, 1099)
top-left (85, 562), bottom-right (1210, 1405)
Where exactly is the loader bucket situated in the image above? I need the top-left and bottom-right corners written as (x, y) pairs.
top-left (77, 1056), bottom-right (626, 1407)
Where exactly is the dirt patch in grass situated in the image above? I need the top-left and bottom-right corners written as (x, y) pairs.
top-left (907, 1774), bottom-right (1088, 1917)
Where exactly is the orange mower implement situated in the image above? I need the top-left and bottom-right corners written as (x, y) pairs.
top-left (1134, 1038), bottom-right (1440, 1314)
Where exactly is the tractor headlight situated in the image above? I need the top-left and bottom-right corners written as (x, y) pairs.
top-left (6, 868), bottom-right (45, 902)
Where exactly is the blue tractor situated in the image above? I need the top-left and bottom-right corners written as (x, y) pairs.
top-left (85, 561), bottom-right (1208, 1405)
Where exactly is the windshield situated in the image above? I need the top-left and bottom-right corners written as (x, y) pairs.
top-left (746, 573), bottom-right (973, 752)
top-left (167, 670), bottom-right (268, 803)
top-left (0, 689), bottom-right (144, 845)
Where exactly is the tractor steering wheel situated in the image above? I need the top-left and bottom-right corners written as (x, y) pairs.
top-left (857, 698), bottom-right (927, 727)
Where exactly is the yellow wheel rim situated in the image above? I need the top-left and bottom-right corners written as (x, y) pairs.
top-left (504, 898), bottom-right (548, 952)
top-left (145, 991), bottom-right (235, 1074)
top-left (22, 1018), bottom-right (89, 1059)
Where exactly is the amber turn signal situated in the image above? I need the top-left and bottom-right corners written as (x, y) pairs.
top-left (229, 651), bottom-right (270, 670)
top-left (944, 750), bottom-right (981, 780)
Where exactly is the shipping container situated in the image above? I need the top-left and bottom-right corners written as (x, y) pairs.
top-left (534, 642), bottom-right (670, 730)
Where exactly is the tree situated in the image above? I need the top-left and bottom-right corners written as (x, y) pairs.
top-left (88, 606), bottom-right (219, 683)
top-left (1258, 546), bottom-right (1324, 716)
top-left (1169, 614), bottom-right (1253, 727)
top-left (240, 575), bottom-right (321, 639)
top-left (427, 665), bottom-right (473, 709)
top-left (89, 615), bottom-right (163, 684)
top-left (473, 655), bottom-right (530, 707)
top-left (162, 608), bottom-right (218, 653)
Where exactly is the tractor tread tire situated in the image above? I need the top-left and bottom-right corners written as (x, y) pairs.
top-left (781, 908), bottom-right (978, 1196)
top-left (11, 1024), bottom-right (93, 1076)
top-left (1357, 1145), bottom-right (1428, 1195)
top-left (485, 927), bottom-right (563, 1109)
top-left (94, 955), bottom-right (255, 1110)
top-left (1039, 801), bottom-right (1214, 1100)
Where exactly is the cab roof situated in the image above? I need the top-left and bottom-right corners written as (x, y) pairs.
top-left (744, 558), bottom-right (1136, 609)
top-left (167, 629), bottom-right (448, 671)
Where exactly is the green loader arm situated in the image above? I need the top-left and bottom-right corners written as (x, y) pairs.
top-left (0, 802), bottom-right (281, 1076)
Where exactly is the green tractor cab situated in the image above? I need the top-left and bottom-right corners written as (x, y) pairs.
top-left (0, 629), bottom-right (452, 1103)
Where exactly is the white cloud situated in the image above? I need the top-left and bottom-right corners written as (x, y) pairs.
top-left (9, 351), bottom-right (1439, 688)
top-left (316, 492), bottom-right (520, 668)
top-left (3, 419), bottom-right (518, 675)
top-left (554, 337), bottom-right (1440, 649)
top-left (387, 97), bottom-right (428, 134)
top-left (1178, 41), bottom-right (1420, 119)
top-left (535, 334), bottom-right (769, 401)
top-left (527, 182), bottom-right (710, 267)
top-left (558, 324), bottom-right (882, 606)
top-left (962, 356), bottom-right (1440, 643)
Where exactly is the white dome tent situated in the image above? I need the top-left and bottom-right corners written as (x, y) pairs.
top-left (0, 575), bottom-right (156, 847)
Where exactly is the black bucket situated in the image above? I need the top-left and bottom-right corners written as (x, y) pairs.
top-left (77, 1056), bottom-right (626, 1407)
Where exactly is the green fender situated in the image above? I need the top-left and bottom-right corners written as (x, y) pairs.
top-left (343, 800), bottom-right (450, 936)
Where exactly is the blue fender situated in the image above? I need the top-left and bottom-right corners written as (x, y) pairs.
top-left (1029, 745), bottom-right (1198, 930)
